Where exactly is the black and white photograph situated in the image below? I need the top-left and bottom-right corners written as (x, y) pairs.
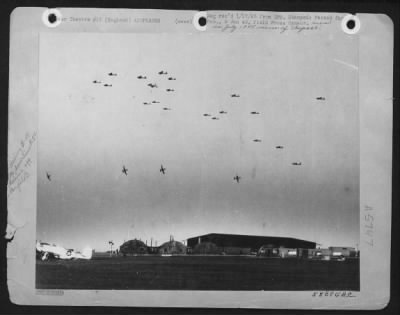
top-left (6, 7), bottom-right (393, 309)
top-left (35, 27), bottom-right (360, 291)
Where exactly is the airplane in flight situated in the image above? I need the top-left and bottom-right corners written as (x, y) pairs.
top-left (212, 117), bottom-right (219, 120)
top-left (168, 77), bottom-right (176, 80)
top-left (158, 71), bottom-right (168, 75)
top-left (148, 83), bottom-right (158, 88)
top-left (46, 172), bottom-right (51, 181)
top-left (219, 110), bottom-right (228, 114)
top-left (203, 113), bottom-right (211, 117)
top-left (122, 165), bottom-right (128, 175)
top-left (316, 97), bottom-right (326, 100)
top-left (152, 100), bottom-right (160, 104)
top-left (233, 175), bottom-right (241, 183)
top-left (36, 242), bottom-right (93, 261)
top-left (166, 88), bottom-right (175, 92)
top-left (104, 84), bottom-right (112, 87)
top-left (137, 75), bottom-right (147, 79)
top-left (250, 111), bottom-right (260, 115)
top-left (108, 72), bottom-right (117, 76)
top-left (253, 139), bottom-right (262, 142)
top-left (231, 94), bottom-right (240, 97)
top-left (163, 107), bottom-right (172, 111)
top-left (160, 164), bottom-right (166, 174)
top-left (292, 162), bottom-right (302, 166)
top-left (92, 80), bottom-right (102, 84)
top-left (143, 102), bottom-right (151, 105)
top-left (276, 146), bottom-right (284, 149)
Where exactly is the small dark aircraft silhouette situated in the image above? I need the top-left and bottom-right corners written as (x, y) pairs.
top-left (219, 110), bottom-right (228, 114)
top-left (253, 139), bottom-right (262, 142)
top-left (316, 97), bottom-right (326, 100)
top-left (212, 117), bottom-right (219, 120)
top-left (168, 77), bottom-right (176, 80)
top-left (92, 80), bottom-right (102, 84)
top-left (108, 72), bottom-right (117, 76)
top-left (143, 102), bottom-right (151, 105)
top-left (163, 107), bottom-right (172, 111)
top-left (152, 101), bottom-right (160, 104)
top-left (122, 166), bottom-right (128, 175)
top-left (292, 162), bottom-right (302, 166)
top-left (233, 175), bottom-right (241, 183)
top-left (104, 84), bottom-right (112, 87)
top-left (166, 89), bottom-right (175, 92)
top-left (160, 165), bottom-right (166, 174)
top-left (148, 83), bottom-right (158, 88)
top-left (203, 113), bottom-right (211, 117)
top-left (137, 75), bottom-right (147, 79)
top-left (250, 111), bottom-right (260, 115)
top-left (46, 172), bottom-right (51, 181)
top-left (276, 146), bottom-right (284, 149)
top-left (231, 94), bottom-right (240, 97)
top-left (158, 71), bottom-right (168, 75)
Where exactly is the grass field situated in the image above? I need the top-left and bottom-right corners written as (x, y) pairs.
top-left (36, 255), bottom-right (359, 290)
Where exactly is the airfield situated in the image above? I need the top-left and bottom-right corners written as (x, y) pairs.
top-left (36, 255), bottom-right (359, 290)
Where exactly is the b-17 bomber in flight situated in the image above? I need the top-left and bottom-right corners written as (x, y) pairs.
top-left (160, 164), bottom-right (166, 174)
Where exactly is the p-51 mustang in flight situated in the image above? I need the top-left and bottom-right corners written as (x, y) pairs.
top-left (36, 242), bottom-right (93, 261)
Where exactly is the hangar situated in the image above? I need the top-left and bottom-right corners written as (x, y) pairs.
top-left (187, 233), bottom-right (316, 255)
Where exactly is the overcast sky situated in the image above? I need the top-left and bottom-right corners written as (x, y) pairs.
top-left (37, 31), bottom-right (359, 251)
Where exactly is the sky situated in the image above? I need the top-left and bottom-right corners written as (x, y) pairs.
top-left (37, 31), bottom-right (359, 251)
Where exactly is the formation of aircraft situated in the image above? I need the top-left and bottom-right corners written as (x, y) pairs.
top-left (36, 242), bottom-right (92, 261)
top-left (122, 165), bottom-right (128, 175)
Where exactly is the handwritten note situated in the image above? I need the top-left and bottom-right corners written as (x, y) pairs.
top-left (364, 205), bottom-right (374, 246)
top-left (207, 13), bottom-right (343, 33)
top-left (8, 131), bottom-right (36, 197)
